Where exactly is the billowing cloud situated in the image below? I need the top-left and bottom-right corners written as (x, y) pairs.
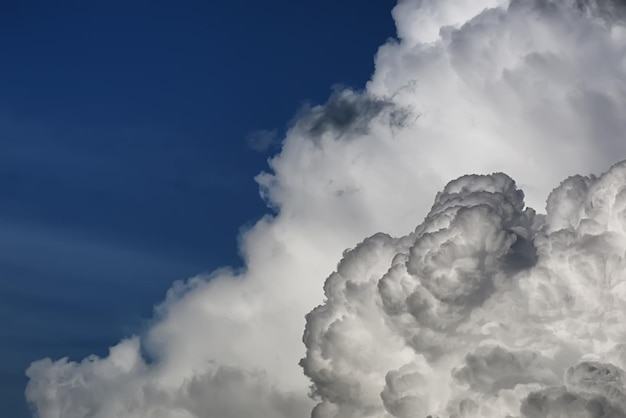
top-left (26, 1), bottom-right (626, 417)
top-left (303, 160), bottom-right (626, 417)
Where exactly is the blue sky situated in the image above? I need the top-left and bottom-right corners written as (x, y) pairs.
top-left (0, 2), bottom-right (395, 416)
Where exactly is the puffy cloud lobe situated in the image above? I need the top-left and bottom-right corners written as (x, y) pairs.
top-left (405, 174), bottom-right (535, 307)
top-left (26, 338), bottom-right (310, 418)
top-left (303, 172), bottom-right (538, 416)
top-left (520, 388), bottom-right (626, 418)
top-left (302, 161), bottom-right (626, 418)
top-left (452, 346), bottom-right (558, 395)
top-left (566, 362), bottom-right (626, 409)
top-left (26, 0), bottom-right (626, 417)
top-left (521, 359), bottom-right (626, 418)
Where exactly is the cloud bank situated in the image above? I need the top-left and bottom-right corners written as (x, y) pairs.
top-left (26, 0), bottom-right (626, 417)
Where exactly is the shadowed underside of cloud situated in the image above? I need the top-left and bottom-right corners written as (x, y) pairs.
top-left (25, 0), bottom-right (626, 417)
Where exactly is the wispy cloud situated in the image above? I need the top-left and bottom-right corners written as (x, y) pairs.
top-left (246, 129), bottom-right (279, 152)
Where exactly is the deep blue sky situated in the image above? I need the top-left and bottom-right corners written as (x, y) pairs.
top-left (0, 1), bottom-right (395, 416)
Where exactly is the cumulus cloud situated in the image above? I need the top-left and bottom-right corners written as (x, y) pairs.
top-left (303, 161), bottom-right (626, 417)
top-left (26, 0), bottom-right (626, 417)
top-left (27, 338), bottom-right (309, 418)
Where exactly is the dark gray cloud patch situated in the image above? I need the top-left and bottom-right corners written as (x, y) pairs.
top-left (576, 0), bottom-right (626, 22)
top-left (565, 362), bottom-right (626, 409)
top-left (297, 89), bottom-right (413, 140)
top-left (509, 0), bottom-right (626, 21)
top-left (521, 387), bottom-right (626, 418)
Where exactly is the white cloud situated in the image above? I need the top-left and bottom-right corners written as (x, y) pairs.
top-left (303, 160), bottom-right (626, 417)
top-left (26, 1), bottom-right (626, 417)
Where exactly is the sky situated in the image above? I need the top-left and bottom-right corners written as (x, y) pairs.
top-left (0, 2), bottom-right (395, 417)
top-left (7, 1), bottom-right (626, 418)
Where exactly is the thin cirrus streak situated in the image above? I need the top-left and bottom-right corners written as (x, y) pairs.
top-left (25, 0), bottom-right (626, 417)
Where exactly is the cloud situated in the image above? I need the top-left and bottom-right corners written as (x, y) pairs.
top-left (452, 346), bottom-right (558, 395)
top-left (26, 1), bottom-right (626, 417)
top-left (578, 0), bottom-right (626, 23)
top-left (303, 161), bottom-right (626, 417)
top-left (295, 88), bottom-right (413, 142)
top-left (26, 338), bottom-right (310, 418)
top-left (246, 129), bottom-right (279, 152)
top-left (520, 387), bottom-right (626, 418)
